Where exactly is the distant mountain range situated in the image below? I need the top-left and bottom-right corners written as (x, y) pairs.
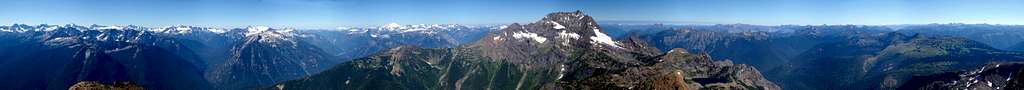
top-left (894, 24), bottom-right (1024, 50)
top-left (0, 23), bottom-right (497, 89)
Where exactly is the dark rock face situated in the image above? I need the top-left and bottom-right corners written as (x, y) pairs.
top-left (271, 11), bottom-right (779, 90)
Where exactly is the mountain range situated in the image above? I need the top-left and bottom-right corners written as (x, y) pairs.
top-left (3, 11), bottom-right (1024, 90)
top-left (629, 24), bottom-right (1024, 89)
top-left (0, 23), bottom-right (497, 89)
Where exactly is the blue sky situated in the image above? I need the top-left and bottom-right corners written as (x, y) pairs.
top-left (1, 0), bottom-right (1022, 29)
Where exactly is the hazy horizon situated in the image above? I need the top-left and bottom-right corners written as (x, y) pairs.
top-left (3, 0), bottom-right (1023, 29)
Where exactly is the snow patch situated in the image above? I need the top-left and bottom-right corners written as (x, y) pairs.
top-left (276, 28), bottom-right (295, 34)
top-left (558, 30), bottom-right (580, 39)
top-left (348, 29), bottom-right (363, 32)
top-left (511, 31), bottom-right (547, 43)
top-left (558, 30), bottom-right (580, 46)
top-left (495, 24), bottom-right (507, 29)
top-left (97, 26), bottom-right (123, 30)
top-left (149, 27), bottom-right (168, 32)
top-left (384, 23), bottom-right (402, 29)
top-left (557, 64), bottom-right (566, 80)
top-left (1009, 73), bottom-right (1014, 81)
top-left (248, 26), bottom-right (271, 32)
top-left (276, 84), bottom-right (284, 90)
top-left (337, 27), bottom-right (351, 30)
top-left (589, 29), bottom-right (620, 48)
top-left (401, 28), bottom-right (428, 33)
top-left (548, 21), bottom-right (566, 29)
top-left (44, 37), bottom-right (78, 46)
top-left (171, 26), bottom-right (193, 34)
top-left (44, 26), bottom-right (60, 31)
top-left (987, 81), bottom-right (993, 87)
top-left (96, 33), bottom-right (108, 41)
top-left (175, 27), bottom-right (191, 31)
top-left (668, 49), bottom-right (688, 54)
top-left (104, 46), bottom-right (136, 53)
top-left (208, 28), bottom-right (227, 33)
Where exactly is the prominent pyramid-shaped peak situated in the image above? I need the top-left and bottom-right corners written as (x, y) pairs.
top-left (482, 11), bottom-right (620, 49)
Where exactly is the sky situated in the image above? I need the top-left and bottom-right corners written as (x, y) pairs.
top-left (1, 0), bottom-right (1022, 29)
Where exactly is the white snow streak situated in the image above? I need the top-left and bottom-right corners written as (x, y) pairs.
top-left (548, 21), bottom-right (566, 29)
top-left (208, 29), bottom-right (227, 33)
top-left (589, 29), bottom-right (620, 48)
top-left (512, 31), bottom-right (546, 43)
top-left (558, 30), bottom-right (580, 46)
top-left (557, 65), bottom-right (566, 80)
top-left (558, 30), bottom-right (580, 39)
top-left (97, 26), bottom-right (122, 30)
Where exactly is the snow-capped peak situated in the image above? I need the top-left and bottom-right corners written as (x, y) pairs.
top-left (164, 26), bottom-right (195, 34)
top-left (248, 26), bottom-right (272, 32)
top-left (371, 23), bottom-right (478, 33)
top-left (493, 25), bottom-right (509, 30)
top-left (384, 23), bottom-right (402, 29)
top-left (152, 25), bottom-right (231, 34)
top-left (175, 26), bottom-right (192, 31)
top-left (244, 26), bottom-right (275, 37)
top-left (43, 25), bottom-right (60, 31)
top-left (242, 26), bottom-right (299, 45)
top-left (336, 27), bottom-right (353, 31)
top-left (95, 25), bottom-right (124, 30)
top-left (207, 28), bottom-right (227, 33)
